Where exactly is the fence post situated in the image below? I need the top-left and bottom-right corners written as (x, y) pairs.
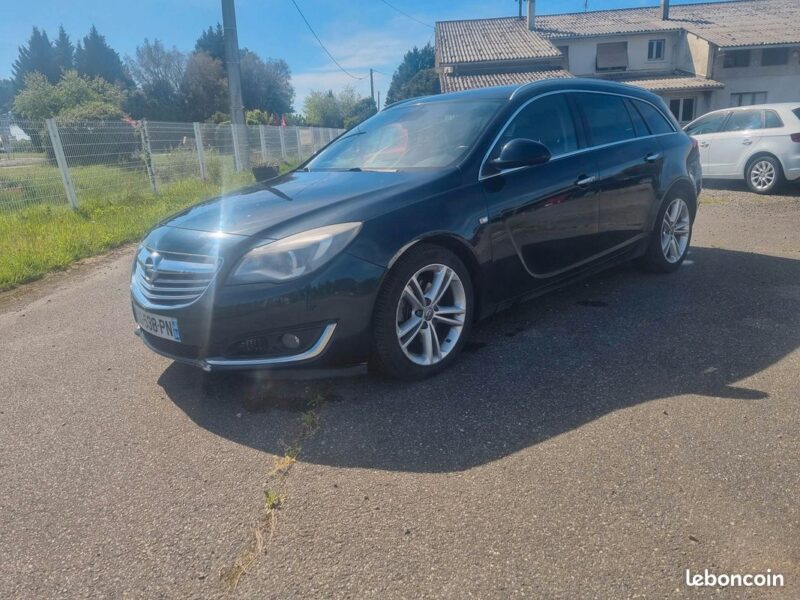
top-left (258, 124), bottom-right (269, 163)
top-left (193, 122), bottom-right (207, 181)
top-left (231, 123), bottom-right (243, 171)
top-left (140, 119), bottom-right (159, 193)
top-left (45, 118), bottom-right (79, 209)
top-left (295, 127), bottom-right (303, 160)
top-left (278, 127), bottom-right (288, 162)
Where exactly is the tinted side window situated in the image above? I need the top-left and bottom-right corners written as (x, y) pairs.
top-left (793, 108), bottom-right (800, 121)
top-left (576, 93), bottom-right (635, 146)
top-left (624, 99), bottom-right (649, 137)
top-left (764, 110), bottom-right (783, 128)
top-left (685, 112), bottom-right (728, 135)
top-left (723, 110), bottom-right (762, 132)
top-left (491, 93), bottom-right (579, 159)
top-left (633, 99), bottom-right (673, 135)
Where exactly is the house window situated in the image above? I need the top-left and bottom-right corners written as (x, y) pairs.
top-left (596, 42), bottom-right (628, 71)
top-left (668, 98), bottom-right (695, 123)
top-left (558, 45), bottom-right (569, 70)
top-left (731, 92), bottom-right (767, 106)
top-left (724, 50), bottom-right (751, 68)
top-left (648, 39), bottom-right (665, 61)
top-left (761, 47), bottom-right (789, 66)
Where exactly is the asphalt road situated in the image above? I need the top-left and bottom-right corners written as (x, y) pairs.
top-left (1, 185), bottom-right (799, 598)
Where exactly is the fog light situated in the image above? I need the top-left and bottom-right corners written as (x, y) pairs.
top-left (281, 333), bottom-right (301, 349)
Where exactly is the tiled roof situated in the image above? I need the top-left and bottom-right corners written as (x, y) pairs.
top-left (611, 73), bottom-right (726, 91)
top-left (436, 17), bottom-right (560, 64)
top-left (439, 68), bottom-right (573, 93)
top-left (437, 0), bottom-right (800, 65)
top-left (539, 0), bottom-right (800, 48)
top-left (438, 70), bottom-right (723, 94)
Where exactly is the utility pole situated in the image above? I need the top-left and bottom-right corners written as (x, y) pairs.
top-left (377, 90), bottom-right (381, 111)
top-left (222, 0), bottom-right (249, 169)
top-left (370, 68), bottom-right (375, 105)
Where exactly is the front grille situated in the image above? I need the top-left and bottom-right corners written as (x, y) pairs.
top-left (133, 246), bottom-right (220, 307)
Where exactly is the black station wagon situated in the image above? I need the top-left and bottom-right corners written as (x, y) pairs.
top-left (132, 78), bottom-right (702, 380)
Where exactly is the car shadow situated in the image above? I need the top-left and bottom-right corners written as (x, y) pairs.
top-left (158, 247), bottom-right (800, 473)
top-left (703, 179), bottom-right (800, 196)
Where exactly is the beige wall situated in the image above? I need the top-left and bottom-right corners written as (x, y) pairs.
top-left (559, 32), bottom-right (682, 76)
top-left (709, 46), bottom-right (800, 110)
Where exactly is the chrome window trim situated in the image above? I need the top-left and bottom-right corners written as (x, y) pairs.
top-left (479, 89), bottom-right (677, 182)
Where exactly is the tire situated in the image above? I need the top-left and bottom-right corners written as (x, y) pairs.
top-left (370, 244), bottom-right (473, 380)
top-left (745, 155), bottom-right (784, 194)
top-left (638, 193), bottom-right (694, 273)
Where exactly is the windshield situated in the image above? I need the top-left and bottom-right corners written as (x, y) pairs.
top-left (306, 99), bottom-right (503, 171)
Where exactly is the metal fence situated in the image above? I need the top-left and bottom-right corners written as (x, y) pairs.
top-left (0, 116), bottom-right (344, 212)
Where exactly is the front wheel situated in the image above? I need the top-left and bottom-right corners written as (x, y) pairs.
top-left (370, 244), bottom-right (473, 380)
top-left (638, 195), bottom-right (693, 273)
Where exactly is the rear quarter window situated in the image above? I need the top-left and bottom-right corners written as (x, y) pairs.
top-left (793, 108), bottom-right (800, 121)
top-left (764, 110), bottom-right (783, 128)
top-left (632, 99), bottom-right (674, 135)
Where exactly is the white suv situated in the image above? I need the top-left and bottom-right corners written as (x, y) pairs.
top-left (684, 103), bottom-right (800, 194)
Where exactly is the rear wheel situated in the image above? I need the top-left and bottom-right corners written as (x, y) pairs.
top-left (638, 194), bottom-right (693, 273)
top-left (746, 155), bottom-right (784, 194)
top-left (370, 244), bottom-right (473, 380)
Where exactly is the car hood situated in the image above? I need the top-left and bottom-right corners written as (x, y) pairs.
top-left (162, 169), bottom-right (456, 239)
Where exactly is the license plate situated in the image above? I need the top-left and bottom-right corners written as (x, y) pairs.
top-left (135, 306), bottom-right (182, 342)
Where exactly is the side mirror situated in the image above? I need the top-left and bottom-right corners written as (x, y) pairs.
top-left (490, 139), bottom-right (551, 170)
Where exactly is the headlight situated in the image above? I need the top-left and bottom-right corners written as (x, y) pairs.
top-left (228, 222), bottom-right (362, 284)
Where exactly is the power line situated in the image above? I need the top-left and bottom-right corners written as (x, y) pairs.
top-left (287, 0), bottom-right (367, 80)
top-left (379, 0), bottom-right (434, 29)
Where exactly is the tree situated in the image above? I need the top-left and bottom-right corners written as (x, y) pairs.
top-left (239, 50), bottom-right (294, 115)
top-left (303, 90), bottom-right (342, 128)
top-left (13, 70), bottom-right (126, 120)
top-left (343, 97), bottom-right (377, 129)
top-left (195, 24), bottom-right (225, 63)
top-left (180, 52), bottom-right (227, 122)
top-left (12, 27), bottom-right (59, 90)
top-left (75, 26), bottom-right (132, 87)
top-left (385, 43), bottom-right (438, 105)
top-left (54, 26), bottom-right (74, 74)
top-left (303, 86), bottom-right (375, 128)
top-left (0, 79), bottom-right (13, 113)
top-left (125, 39), bottom-right (185, 120)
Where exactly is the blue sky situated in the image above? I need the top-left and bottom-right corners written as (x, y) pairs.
top-left (1, 0), bottom-right (723, 112)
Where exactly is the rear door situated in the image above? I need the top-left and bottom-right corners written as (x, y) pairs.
top-left (707, 109), bottom-right (763, 176)
top-left (573, 92), bottom-right (663, 254)
top-left (684, 111), bottom-right (730, 175)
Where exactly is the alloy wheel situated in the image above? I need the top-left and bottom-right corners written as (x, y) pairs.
top-left (749, 160), bottom-right (776, 191)
top-left (660, 197), bottom-right (691, 264)
top-left (395, 263), bottom-right (467, 366)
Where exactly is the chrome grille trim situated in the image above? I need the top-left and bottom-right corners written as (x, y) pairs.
top-left (132, 246), bottom-right (221, 308)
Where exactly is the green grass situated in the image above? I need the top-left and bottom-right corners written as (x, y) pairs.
top-left (0, 171), bottom-right (255, 292)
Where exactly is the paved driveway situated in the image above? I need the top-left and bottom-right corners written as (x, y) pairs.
top-left (1, 186), bottom-right (798, 598)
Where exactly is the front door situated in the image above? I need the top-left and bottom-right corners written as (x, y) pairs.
top-left (707, 109), bottom-right (763, 176)
top-left (684, 110), bottom-right (731, 176)
top-left (480, 93), bottom-right (599, 298)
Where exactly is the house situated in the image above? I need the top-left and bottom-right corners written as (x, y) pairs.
top-left (435, 0), bottom-right (800, 123)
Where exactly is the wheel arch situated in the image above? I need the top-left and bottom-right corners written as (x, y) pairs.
top-left (661, 176), bottom-right (698, 219)
top-left (744, 151), bottom-right (784, 179)
top-left (384, 233), bottom-right (483, 321)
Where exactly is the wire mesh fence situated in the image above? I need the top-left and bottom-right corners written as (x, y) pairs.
top-left (0, 116), bottom-right (344, 212)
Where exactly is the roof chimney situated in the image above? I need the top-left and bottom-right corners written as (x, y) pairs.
top-left (527, 0), bottom-right (536, 31)
top-left (660, 0), bottom-right (670, 20)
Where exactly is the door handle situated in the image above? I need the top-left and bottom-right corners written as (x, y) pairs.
top-left (575, 174), bottom-right (596, 187)
top-left (742, 138), bottom-right (753, 145)
top-left (644, 152), bottom-right (662, 163)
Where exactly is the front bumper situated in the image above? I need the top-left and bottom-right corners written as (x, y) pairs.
top-left (132, 250), bottom-right (385, 373)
